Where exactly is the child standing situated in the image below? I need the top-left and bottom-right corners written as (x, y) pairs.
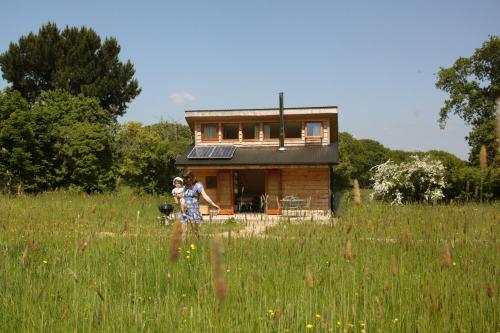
top-left (172, 177), bottom-right (186, 216)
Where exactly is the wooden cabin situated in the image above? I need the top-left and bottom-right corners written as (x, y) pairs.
top-left (175, 103), bottom-right (339, 216)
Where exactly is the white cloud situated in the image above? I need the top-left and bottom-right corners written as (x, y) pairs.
top-left (169, 92), bottom-right (196, 105)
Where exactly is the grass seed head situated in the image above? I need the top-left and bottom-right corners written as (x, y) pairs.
top-left (367, 220), bottom-right (374, 232)
top-left (487, 284), bottom-right (493, 299)
top-left (169, 221), bottom-right (183, 262)
top-left (391, 255), bottom-right (398, 275)
top-left (375, 296), bottom-right (382, 321)
top-left (211, 235), bottom-right (226, 303)
top-left (344, 239), bottom-right (353, 260)
top-left (273, 309), bottom-right (282, 323)
top-left (442, 240), bottom-right (452, 268)
top-left (305, 266), bottom-right (314, 289)
top-left (353, 179), bottom-right (362, 206)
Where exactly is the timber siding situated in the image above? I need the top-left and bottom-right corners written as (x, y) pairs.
top-left (194, 117), bottom-right (334, 146)
top-left (281, 167), bottom-right (330, 210)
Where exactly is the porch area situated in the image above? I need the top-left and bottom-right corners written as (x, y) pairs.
top-left (191, 166), bottom-right (332, 218)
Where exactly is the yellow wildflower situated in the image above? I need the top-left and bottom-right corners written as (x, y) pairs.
top-left (315, 313), bottom-right (321, 319)
top-left (306, 323), bottom-right (314, 329)
top-left (42, 260), bottom-right (48, 264)
top-left (190, 243), bottom-right (196, 250)
top-left (453, 261), bottom-right (457, 266)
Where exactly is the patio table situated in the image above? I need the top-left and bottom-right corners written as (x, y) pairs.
top-left (281, 196), bottom-right (305, 216)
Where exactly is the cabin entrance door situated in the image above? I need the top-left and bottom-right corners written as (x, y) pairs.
top-left (216, 170), bottom-right (234, 215)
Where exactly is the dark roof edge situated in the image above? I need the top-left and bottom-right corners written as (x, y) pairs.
top-left (185, 106), bottom-right (338, 112)
top-left (175, 163), bottom-right (336, 167)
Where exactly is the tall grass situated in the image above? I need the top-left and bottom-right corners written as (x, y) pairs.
top-left (0, 188), bottom-right (498, 332)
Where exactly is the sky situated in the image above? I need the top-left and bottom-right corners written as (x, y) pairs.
top-left (1, 0), bottom-right (499, 159)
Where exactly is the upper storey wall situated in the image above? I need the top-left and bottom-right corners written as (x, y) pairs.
top-left (191, 115), bottom-right (337, 147)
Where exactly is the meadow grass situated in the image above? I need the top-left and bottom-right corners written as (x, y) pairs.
top-left (0, 189), bottom-right (498, 332)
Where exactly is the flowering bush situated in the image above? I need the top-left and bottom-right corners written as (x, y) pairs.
top-left (370, 155), bottom-right (446, 204)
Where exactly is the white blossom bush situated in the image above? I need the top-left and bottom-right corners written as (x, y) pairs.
top-left (370, 155), bottom-right (446, 204)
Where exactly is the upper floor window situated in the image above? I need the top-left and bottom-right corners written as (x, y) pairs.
top-left (202, 123), bottom-right (218, 141)
top-left (263, 122), bottom-right (280, 139)
top-left (222, 123), bottom-right (239, 140)
top-left (242, 123), bottom-right (259, 140)
top-left (306, 122), bottom-right (322, 137)
top-left (285, 121), bottom-right (302, 138)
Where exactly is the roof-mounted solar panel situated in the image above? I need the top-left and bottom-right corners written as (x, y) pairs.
top-left (187, 146), bottom-right (215, 159)
top-left (210, 145), bottom-right (236, 159)
top-left (187, 145), bottom-right (236, 159)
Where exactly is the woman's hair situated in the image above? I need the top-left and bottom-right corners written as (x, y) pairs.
top-left (182, 170), bottom-right (198, 187)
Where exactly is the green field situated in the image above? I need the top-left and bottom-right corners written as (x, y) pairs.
top-left (0, 190), bottom-right (498, 332)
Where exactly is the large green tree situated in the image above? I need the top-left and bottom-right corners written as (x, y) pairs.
top-left (0, 89), bottom-right (115, 192)
top-left (0, 22), bottom-right (140, 118)
top-left (436, 36), bottom-right (499, 166)
top-left (114, 121), bottom-right (192, 194)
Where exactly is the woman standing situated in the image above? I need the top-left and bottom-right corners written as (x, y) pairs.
top-left (181, 171), bottom-right (220, 235)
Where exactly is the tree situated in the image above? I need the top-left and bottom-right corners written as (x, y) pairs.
top-left (0, 22), bottom-right (140, 118)
top-left (0, 89), bottom-right (41, 191)
top-left (436, 36), bottom-right (500, 166)
top-left (332, 132), bottom-right (392, 188)
top-left (114, 121), bottom-right (192, 194)
top-left (0, 89), bottom-right (116, 192)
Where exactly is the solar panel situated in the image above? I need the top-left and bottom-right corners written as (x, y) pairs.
top-left (187, 146), bottom-right (215, 159)
top-left (211, 145), bottom-right (236, 159)
top-left (187, 145), bottom-right (236, 159)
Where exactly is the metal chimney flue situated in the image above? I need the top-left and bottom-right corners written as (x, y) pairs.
top-left (278, 92), bottom-right (286, 151)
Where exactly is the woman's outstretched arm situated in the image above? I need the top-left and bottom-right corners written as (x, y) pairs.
top-left (201, 190), bottom-right (221, 210)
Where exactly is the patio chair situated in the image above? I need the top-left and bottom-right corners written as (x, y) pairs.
top-left (302, 196), bottom-right (312, 217)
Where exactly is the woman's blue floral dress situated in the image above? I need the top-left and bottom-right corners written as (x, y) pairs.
top-left (180, 182), bottom-right (204, 223)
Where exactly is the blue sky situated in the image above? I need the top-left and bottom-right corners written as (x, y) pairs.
top-left (1, 0), bottom-right (499, 159)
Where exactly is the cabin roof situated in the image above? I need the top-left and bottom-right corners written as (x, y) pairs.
top-left (184, 106), bottom-right (338, 128)
top-left (175, 143), bottom-right (339, 167)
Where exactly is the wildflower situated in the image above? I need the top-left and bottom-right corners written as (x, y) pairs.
top-left (226, 269), bottom-right (231, 273)
top-left (186, 255), bottom-right (191, 260)
top-left (181, 294), bottom-right (186, 298)
top-left (42, 260), bottom-right (48, 264)
top-left (392, 318), bottom-right (399, 324)
top-left (315, 313), bottom-right (321, 319)
top-left (336, 320), bottom-right (341, 327)
top-left (186, 250), bottom-right (191, 254)
top-left (190, 243), bottom-right (196, 250)
top-left (452, 261), bottom-right (457, 267)
top-left (306, 323), bottom-right (314, 329)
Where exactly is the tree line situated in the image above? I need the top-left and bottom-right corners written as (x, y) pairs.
top-left (0, 23), bottom-right (498, 199)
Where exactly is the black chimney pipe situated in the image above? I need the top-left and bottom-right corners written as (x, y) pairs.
top-left (279, 92), bottom-right (285, 151)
